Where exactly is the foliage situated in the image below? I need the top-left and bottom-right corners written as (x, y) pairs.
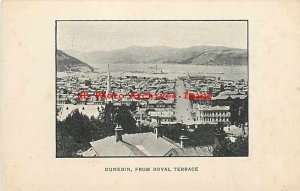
top-left (101, 102), bottom-right (139, 134)
top-left (57, 103), bottom-right (139, 157)
top-left (84, 80), bottom-right (92, 87)
top-left (100, 102), bottom-right (115, 134)
top-left (129, 101), bottom-right (137, 112)
top-left (62, 88), bottom-right (68, 94)
top-left (139, 124), bottom-right (154, 133)
top-left (114, 106), bottom-right (139, 134)
top-left (220, 83), bottom-right (225, 92)
top-left (163, 124), bottom-right (185, 142)
top-left (230, 100), bottom-right (248, 125)
top-left (56, 109), bottom-right (103, 157)
top-left (213, 135), bottom-right (248, 156)
top-left (163, 124), bottom-right (216, 146)
top-left (188, 126), bottom-right (215, 146)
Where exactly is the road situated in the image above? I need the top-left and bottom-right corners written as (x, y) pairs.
top-left (175, 80), bottom-right (194, 125)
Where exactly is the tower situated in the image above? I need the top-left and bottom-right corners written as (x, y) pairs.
top-left (106, 64), bottom-right (112, 95)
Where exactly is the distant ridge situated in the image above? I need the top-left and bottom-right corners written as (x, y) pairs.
top-left (56, 50), bottom-right (94, 72)
top-left (63, 46), bottom-right (248, 67)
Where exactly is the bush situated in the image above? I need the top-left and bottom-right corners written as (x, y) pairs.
top-left (213, 135), bottom-right (248, 156)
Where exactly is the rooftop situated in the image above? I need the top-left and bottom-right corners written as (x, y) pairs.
top-left (169, 147), bottom-right (213, 156)
top-left (58, 104), bottom-right (102, 121)
top-left (198, 105), bottom-right (230, 111)
top-left (90, 132), bottom-right (175, 156)
top-left (211, 94), bottom-right (247, 100)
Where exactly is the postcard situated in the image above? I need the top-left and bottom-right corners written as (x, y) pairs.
top-left (2, 1), bottom-right (300, 190)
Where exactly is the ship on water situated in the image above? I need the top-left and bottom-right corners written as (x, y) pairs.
top-left (151, 64), bottom-right (167, 74)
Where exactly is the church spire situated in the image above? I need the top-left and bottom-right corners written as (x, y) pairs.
top-left (106, 64), bottom-right (112, 95)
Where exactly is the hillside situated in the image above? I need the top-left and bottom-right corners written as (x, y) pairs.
top-left (56, 50), bottom-right (94, 72)
top-left (64, 46), bottom-right (248, 67)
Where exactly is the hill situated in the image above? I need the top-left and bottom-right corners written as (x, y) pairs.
top-left (63, 46), bottom-right (248, 67)
top-left (56, 50), bottom-right (94, 72)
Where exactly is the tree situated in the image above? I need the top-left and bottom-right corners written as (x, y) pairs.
top-left (56, 127), bottom-right (82, 157)
top-left (164, 124), bottom-right (186, 142)
top-left (220, 83), bottom-right (225, 92)
top-left (62, 88), bottom-right (67, 94)
top-left (129, 101), bottom-right (137, 112)
top-left (84, 80), bottom-right (91, 87)
top-left (56, 109), bottom-right (103, 157)
top-left (213, 136), bottom-right (248, 156)
top-left (100, 103), bottom-right (138, 135)
top-left (57, 103), bottom-right (142, 157)
top-left (163, 124), bottom-right (217, 147)
top-left (139, 123), bottom-right (154, 133)
top-left (188, 125), bottom-right (216, 146)
top-left (229, 99), bottom-right (239, 125)
top-left (100, 102), bottom-right (115, 133)
top-left (114, 106), bottom-right (139, 134)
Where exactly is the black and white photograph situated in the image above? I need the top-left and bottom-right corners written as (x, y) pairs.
top-left (5, 1), bottom-right (300, 190)
top-left (56, 20), bottom-right (248, 157)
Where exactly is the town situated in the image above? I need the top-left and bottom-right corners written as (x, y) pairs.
top-left (56, 65), bottom-right (248, 157)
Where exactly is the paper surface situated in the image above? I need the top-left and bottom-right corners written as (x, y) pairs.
top-left (2, 0), bottom-right (300, 190)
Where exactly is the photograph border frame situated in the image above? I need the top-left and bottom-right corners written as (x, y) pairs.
top-left (55, 20), bottom-right (249, 158)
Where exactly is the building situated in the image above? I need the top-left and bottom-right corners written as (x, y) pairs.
top-left (57, 104), bottom-right (102, 121)
top-left (148, 111), bottom-right (176, 125)
top-left (90, 126), bottom-right (175, 156)
top-left (88, 125), bottom-right (212, 157)
top-left (211, 94), bottom-right (248, 125)
top-left (106, 64), bottom-right (112, 95)
top-left (193, 105), bottom-right (231, 125)
top-left (148, 100), bottom-right (175, 109)
top-left (211, 94), bottom-right (248, 107)
top-left (166, 147), bottom-right (213, 156)
top-left (224, 124), bottom-right (249, 142)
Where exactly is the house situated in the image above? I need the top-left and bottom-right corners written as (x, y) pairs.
top-left (90, 126), bottom-right (175, 156)
top-left (224, 124), bottom-right (249, 142)
top-left (88, 125), bottom-right (213, 157)
top-left (211, 94), bottom-right (247, 107)
top-left (148, 111), bottom-right (176, 125)
top-left (58, 104), bottom-right (102, 121)
top-left (194, 105), bottom-right (231, 125)
top-left (166, 147), bottom-right (213, 156)
top-left (148, 100), bottom-right (174, 109)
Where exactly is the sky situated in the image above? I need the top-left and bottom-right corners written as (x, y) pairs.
top-left (57, 21), bottom-right (247, 52)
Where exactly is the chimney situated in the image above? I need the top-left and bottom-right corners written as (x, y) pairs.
top-left (241, 124), bottom-right (245, 135)
top-left (179, 135), bottom-right (189, 148)
top-left (115, 124), bottom-right (123, 142)
top-left (154, 117), bottom-right (162, 139)
top-left (154, 126), bottom-right (161, 139)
